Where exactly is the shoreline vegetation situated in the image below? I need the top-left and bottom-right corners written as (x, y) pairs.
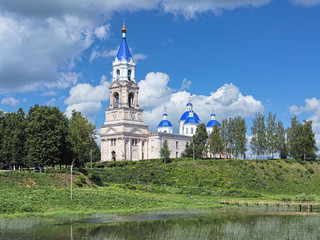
top-left (1, 158), bottom-right (320, 218)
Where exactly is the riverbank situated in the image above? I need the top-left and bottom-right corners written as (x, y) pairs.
top-left (1, 158), bottom-right (319, 217)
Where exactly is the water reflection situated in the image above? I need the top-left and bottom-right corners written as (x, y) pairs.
top-left (1, 208), bottom-right (320, 240)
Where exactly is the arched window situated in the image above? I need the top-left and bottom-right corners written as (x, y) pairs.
top-left (128, 69), bottom-right (131, 81)
top-left (128, 92), bottom-right (134, 108)
top-left (186, 128), bottom-right (188, 134)
top-left (114, 92), bottom-right (119, 108)
top-left (191, 127), bottom-right (194, 134)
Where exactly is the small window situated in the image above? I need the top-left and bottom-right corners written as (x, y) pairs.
top-left (128, 93), bottom-right (134, 108)
top-left (128, 69), bottom-right (131, 80)
top-left (186, 128), bottom-right (188, 134)
top-left (191, 128), bottom-right (194, 134)
top-left (114, 92), bottom-right (119, 108)
top-left (176, 141), bottom-right (178, 149)
top-left (176, 152), bottom-right (178, 158)
top-left (116, 69), bottom-right (120, 75)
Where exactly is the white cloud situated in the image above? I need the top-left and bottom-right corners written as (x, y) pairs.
top-left (45, 98), bottom-right (56, 106)
top-left (138, 72), bottom-right (174, 109)
top-left (94, 24), bottom-right (111, 40)
top-left (289, 97), bottom-right (320, 149)
top-left (133, 53), bottom-right (147, 62)
top-left (291, 0), bottom-right (320, 6)
top-left (1, 97), bottom-right (19, 106)
top-left (0, 0), bottom-right (277, 94)
top-left (65, 75), bottom-right (110, 119)
top-left (180, 78), bottom-right (192, 90)
top-left (160, 0), bottom-right (272, 19)
top-left (43, 91), bottom-right (57, 96)
top-left (139, 73), bottom-right (263, 132)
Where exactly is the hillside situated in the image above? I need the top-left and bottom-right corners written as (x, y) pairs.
top-left (84, 159), bottom-right (320, 196)
top-left (1, 159), bottom-right (320, 216)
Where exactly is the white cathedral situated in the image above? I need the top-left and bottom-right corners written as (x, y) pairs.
top-left (100, 24), bottom-right (220, 162)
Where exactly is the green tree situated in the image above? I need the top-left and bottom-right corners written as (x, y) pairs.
top-left (276, 120), bottom-right (287, 159)
top-left (0, 110), bottom-right (6, 166)
top-left (68, 110), bottom-right (97, 167)
top-left (287, 117), bottom-right (318, 160)
top-left (192, 123), bottom-right (208, 159)
top-left (234, 116), bottom-right (247, 159)
top-left (266, 112), bottom-right (277, 159)
top-left (250, 112), bottom-right (267, 158)
top-left (301, 120), bottom-right (318, 160)
top-left (287, 116), bottom-right (301, 159)
top-left (1, 109), bottom-right (26, 169)
top-left (25, 105), bottom-right (69, 169)
top-left (220, 119), bottom-right (228, 158)
top-left (160, 139), bottom-right (171, 163)
top-left (181, 142), bottom-right (193, 158)
top-left (226, 118), bottom-right (236, 156)
top-left (209, 124), bottom-right (223, 159)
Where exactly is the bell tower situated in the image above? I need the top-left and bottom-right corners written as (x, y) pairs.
top-left (101, 22), bottom-right (149, 162)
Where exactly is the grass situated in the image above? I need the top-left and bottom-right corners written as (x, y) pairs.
top-left (1, 158), bottom-right (320, 217)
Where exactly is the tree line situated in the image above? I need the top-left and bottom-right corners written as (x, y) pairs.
top-left (182, 113), bottom-right (318, 160)
top-left (251, 112), bottom-right (318, 160)
top-left (0, 105), bottom-right (100, 170)
top-left (182, 116), bottom-right (247, 159)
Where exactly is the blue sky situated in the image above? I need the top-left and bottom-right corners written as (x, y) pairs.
top-left (0, 0), bottom-right (320, 149)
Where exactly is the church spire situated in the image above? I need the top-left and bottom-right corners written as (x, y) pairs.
top-left (116, 20), bottom-right (132, 61)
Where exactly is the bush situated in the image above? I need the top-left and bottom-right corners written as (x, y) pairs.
top-left (88, 173), bottom-right (102, 186)
top-left (74, 178), bottom-right (83, 187)
top-left (78, 175), bottom-right (86, 184)
top-left (281, 197), bottom-right (292, 202)
top-left (295, 193), bottom-right (315, 202)
top-left (307, 167), bottom-right (314, 174)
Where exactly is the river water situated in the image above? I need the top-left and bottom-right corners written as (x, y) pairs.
top-left (1, 207), bottom-right (319, 239)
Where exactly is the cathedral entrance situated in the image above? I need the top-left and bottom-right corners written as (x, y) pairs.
top-left (111, 151), bottom-right (116, 161)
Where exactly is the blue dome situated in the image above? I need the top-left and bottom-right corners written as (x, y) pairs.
top-left (184, 116), bottom-right (200, 124)
top-left (211, 113), bottom-right (216, 116)
top-left (180, 111), bottom-right (200, 121)
top-left (158, 120), bottom-right (173, 127)
top-left (186, 102), bottom-right (193, 107)
top-left (116, 37), bottom-right (132, 61)
top-left (163, 113), bottom-right (168, 116)
top-left (206, 120), bottom-right (221, 127)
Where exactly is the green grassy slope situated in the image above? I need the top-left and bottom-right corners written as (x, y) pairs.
top-left (85, 159), bottom-right (320, 196)
top-left (1, 159), bottom-right (320, 216)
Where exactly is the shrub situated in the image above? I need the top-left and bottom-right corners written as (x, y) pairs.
top-left (281, 197), bottom-right (292, 202)
top-left (295, 193), bottom-right (315, 202)
top-left (307, 167), bottom-right (314, 174)
top-left (74, 178), bottom-right (83, 187)
top-left (78, 175), bottom-right (86, 184)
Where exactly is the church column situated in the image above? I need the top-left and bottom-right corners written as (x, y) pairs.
top-left (122, 137), bottom-right (126, 161)
top-left (134, 90), bottom-right (139, 108)
top-left (138, 139), bottom-right (142, 160)
top-left (129, 138), bottom-right (132, 160)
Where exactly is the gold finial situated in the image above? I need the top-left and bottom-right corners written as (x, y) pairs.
top-left (121, 18), bottom-right (127, 33)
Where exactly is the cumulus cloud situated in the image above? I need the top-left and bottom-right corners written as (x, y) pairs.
top-left (65, 75), bottom-right (110, 119)
top-left (0, 0), bottom-right (276, 94)
top-left (289, 97), bottom-right (320, 148)
top-left (139, 73), bottom-right (263, 132)
top-left (291, 0), bottom-right (320, 6)
top-left (139, 72), bottom-right (174, 109)
top-left (1, 97), bottom-right (19, 106)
